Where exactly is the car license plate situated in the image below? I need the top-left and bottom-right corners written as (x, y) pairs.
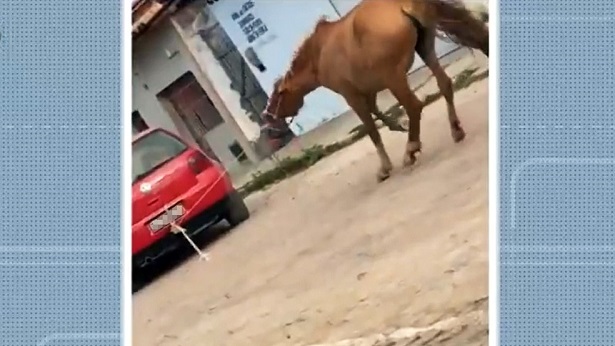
top-left (149, 203), bottom-right (185, 232)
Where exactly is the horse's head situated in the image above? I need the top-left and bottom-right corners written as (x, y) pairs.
top-left (263, 75), bottom-right (306, 121)
top-left (264, 20), bottom-right (329, 122)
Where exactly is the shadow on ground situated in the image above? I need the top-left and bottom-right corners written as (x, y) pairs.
top-left (132, 222), bottom-right (232, 294)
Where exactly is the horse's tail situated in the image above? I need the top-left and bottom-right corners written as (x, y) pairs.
top-left (465, 2), bottom-right (489, 23)
top-left (423, 0), bottom-right (489, 56)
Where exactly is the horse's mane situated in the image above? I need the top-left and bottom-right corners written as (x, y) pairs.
top-left (287, 17), bottom-right (332, 75)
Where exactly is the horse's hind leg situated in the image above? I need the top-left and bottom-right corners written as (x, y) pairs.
top-left (367, 93), bottom-right (407, 132)
top-left (387, 77), bottom-right (424, 167)
top-left (345, 92), bottom-right (393, 181)
top-left (416, 29), bottom-right (466, 142)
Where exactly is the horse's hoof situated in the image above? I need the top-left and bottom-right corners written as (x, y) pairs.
top-left (452, 127), bottom-right (466, 143)
top-left (377, 170), bottom-right (391, 182)
top-left (403, 141), bottom-right (421, 167)
top-left (407, 141), bottom-right (422, 153)
top-left (403, 153), bottom-right (417, 167)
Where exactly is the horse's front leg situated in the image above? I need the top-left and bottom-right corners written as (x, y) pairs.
top-left (345, 93), bottom-right (393, 182)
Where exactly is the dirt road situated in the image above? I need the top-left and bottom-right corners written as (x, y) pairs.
top-left (133, 79), bottom-right (489, 346)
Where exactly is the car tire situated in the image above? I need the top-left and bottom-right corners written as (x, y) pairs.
top-left (225, 190), bottom-right (250, 227)
top-left (132, 264), bottom-right (145, 294)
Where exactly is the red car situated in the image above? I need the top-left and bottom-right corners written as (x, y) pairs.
top-left (132, 128), bottom-right (249, 270)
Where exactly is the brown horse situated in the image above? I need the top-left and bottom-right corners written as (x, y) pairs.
top-left (263, 0), bottom-right (488, 181)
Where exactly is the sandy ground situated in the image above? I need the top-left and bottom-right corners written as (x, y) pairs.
top-left (133, 78), bottom-right (489, 346)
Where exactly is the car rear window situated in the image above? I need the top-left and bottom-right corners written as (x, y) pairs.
top-left (132, 130), bottom-right (187, 183)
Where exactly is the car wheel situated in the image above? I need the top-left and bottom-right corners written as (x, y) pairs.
top-left (225, 190), bottom-right (250, 227)
top-left (132, 264), bottom-right (145, 293)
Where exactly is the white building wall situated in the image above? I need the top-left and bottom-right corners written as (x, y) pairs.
top-left (169, 9), bottom-right (263, 143)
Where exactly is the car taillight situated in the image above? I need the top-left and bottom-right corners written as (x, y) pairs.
top-left (187, 152), bottom-right (212, 174)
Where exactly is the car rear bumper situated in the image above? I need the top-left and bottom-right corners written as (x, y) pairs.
top-left (132, 193), bottom-right (232, 268)
top-left (132, 168), bottom-right (234, 258)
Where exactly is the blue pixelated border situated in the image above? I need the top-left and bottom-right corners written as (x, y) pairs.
top-left (498, 1), bottom-right (615, 345)
top-left (0, 1), bottom-right (123, 345)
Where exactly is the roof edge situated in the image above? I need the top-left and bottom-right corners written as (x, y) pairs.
top-left (133, 0), bottom-right (186, 39)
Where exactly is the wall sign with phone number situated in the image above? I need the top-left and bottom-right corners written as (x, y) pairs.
top-left (231, 0), bottom-right (269, 43)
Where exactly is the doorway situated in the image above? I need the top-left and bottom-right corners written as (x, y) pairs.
top-left (157, 72), bottom-right (223, 162)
